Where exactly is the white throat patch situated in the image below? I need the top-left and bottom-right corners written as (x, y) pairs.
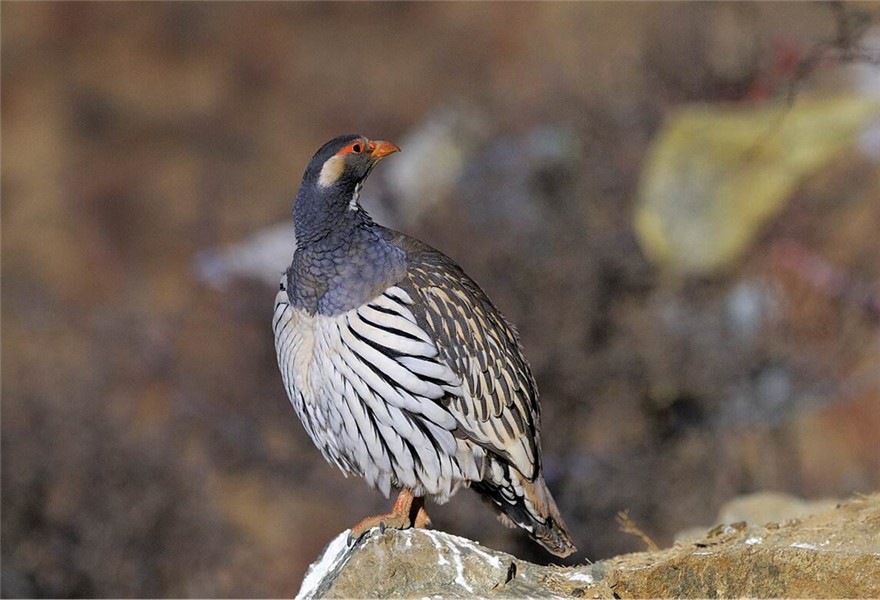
top-left (318, 154), bottom-right (345, 188)
top-left (348, 182), bottom-right (363, 211)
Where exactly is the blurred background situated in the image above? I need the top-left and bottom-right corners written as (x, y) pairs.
top-left (2, 3), bottom-right (879, 597)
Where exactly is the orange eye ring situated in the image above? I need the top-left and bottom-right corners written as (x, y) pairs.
top-left (334, 138), bottom-right (399, 158)
top-left (336, 140), bottom-right (368, 156)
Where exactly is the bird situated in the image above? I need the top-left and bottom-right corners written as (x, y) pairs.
top-left (273, 134), bottom-right (576, 557)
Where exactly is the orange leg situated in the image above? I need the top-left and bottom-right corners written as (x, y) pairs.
top-left (350, 489), bottom-right (432, 540)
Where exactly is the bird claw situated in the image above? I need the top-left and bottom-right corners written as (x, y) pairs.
top-left (347, 527), bottom-right (370, 547)
top-left (347, 521), bottom-right (389, 547)
top-left (347, 490), bottom-right (429, 546)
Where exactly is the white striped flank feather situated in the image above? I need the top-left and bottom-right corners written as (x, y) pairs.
top-left (273, 281), bottom-right (485, 501)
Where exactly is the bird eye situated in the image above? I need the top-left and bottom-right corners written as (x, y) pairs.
top-left (351, 143), bottom-right (363, 154)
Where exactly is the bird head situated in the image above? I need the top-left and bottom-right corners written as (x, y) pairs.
top-left (303, 134), bottom-right (400, 192)
top-left (294, 134), bottom-right (400, 244)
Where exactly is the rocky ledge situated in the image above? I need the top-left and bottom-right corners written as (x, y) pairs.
top-left (297, 493), bottom-right (880, 599)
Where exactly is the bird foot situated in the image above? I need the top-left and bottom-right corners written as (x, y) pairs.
top-left (349, 489), bottom-right (431, 543)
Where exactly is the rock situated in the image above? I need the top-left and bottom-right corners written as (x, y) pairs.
top-left (716, 491), bottom-right (840, 528)
top-left (603, 493), bottom-right (880, 598)
top-left (296, 528), bottom-right (613, 599)
top-left (297, 493), bottom-right (880, 598)
top-left (675, 491), bottom-right (840, 542)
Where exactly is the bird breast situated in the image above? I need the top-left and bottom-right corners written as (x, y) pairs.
top-left (273, 280), bottom-right (484, 500)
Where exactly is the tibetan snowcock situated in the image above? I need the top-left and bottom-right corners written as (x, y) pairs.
top-left (273, 134), bottom-right (576, 557)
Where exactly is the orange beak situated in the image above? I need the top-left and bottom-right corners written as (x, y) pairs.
top-left (368, 140), bottom-right (400, 160)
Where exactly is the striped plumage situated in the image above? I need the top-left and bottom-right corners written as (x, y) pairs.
top-left (273, 134), bottom-right (576, 557)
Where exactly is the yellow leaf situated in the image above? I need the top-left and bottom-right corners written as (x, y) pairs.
top-left (635, 96), bottom-right (880, 275)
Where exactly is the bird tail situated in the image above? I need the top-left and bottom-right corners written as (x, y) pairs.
top-left (473, 460), bottom-right (577, 557)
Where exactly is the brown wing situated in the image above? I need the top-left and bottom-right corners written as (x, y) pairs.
top-left (397, 238), bottom-right (541, 480)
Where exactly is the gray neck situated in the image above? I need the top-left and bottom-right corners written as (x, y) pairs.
top-left (288, 192), bottom-right (405, 315)
top-left (293, 181), bottom-right (368, 246)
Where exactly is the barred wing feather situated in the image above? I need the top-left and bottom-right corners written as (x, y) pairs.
top-left (402, 259), bottom-right (541, 481)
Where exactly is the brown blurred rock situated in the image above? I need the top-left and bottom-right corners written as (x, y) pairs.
top-left (603, 493), bottom-right (880, 598)
top-left (676, 491), bottom-right (840, 542)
